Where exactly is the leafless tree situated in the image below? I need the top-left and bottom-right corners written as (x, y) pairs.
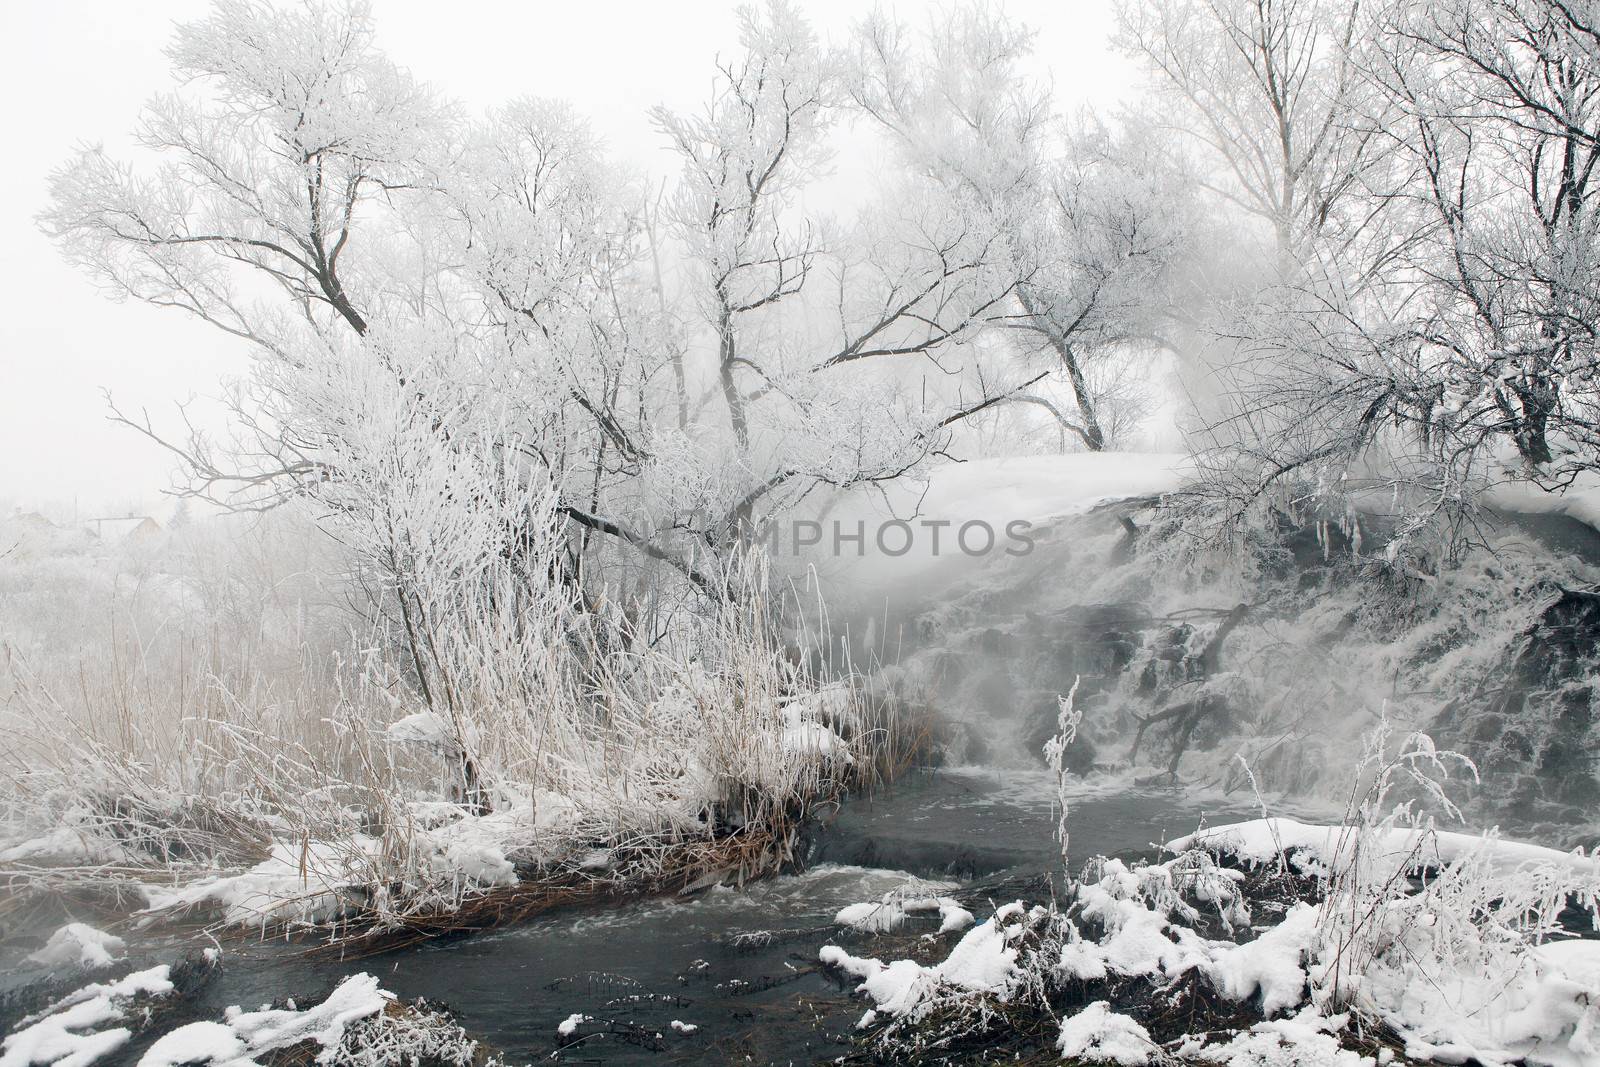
top-left (850, 7), bottom-right (1190, 450)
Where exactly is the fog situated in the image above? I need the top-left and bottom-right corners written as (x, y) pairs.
top-left (4, 2), bottom-right (1600, 1064)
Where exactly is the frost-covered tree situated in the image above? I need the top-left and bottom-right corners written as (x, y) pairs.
top-left (44, 0), bottom-right (711, 600)
top-left (41, 0), bottom-right (910, 834)
top-left (1116, 0), bottom-right (1404, 283)
top-left (849, 7), bottom-right (1189, 450)
top-left (1178, 0), bottom-right (1600, 554)
top-left (45, 0), bottom-right (1073, 602)
top-left (1372, 0), bottom-right (1600, 477)
top-left (651, 1), bottom-right (1033, 544)
top-left (40, 0), bottom-right (714, 792)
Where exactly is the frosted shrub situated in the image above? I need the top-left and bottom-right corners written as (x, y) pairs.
top-left (1304, 718), bottom-right (1600, 1055)
top-left (1312, 716), bottom-right (1482, 1007)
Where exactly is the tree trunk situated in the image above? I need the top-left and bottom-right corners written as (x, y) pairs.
top-left (717, 307), bottom-right (750, 451)
top-left (1016, 286), bottom-right (1105, 451)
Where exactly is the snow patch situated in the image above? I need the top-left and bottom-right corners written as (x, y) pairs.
top-left (820, 903), bottom-right (1031, 1018)
top-left (142, 837), bottom-right (379, 928)
top-left (1056, 1001), bottom-right (1157, 1065)
top-left (3, 965), bottom-right (173, 1067)
top-left (27, 924), bottom-right (127, 971)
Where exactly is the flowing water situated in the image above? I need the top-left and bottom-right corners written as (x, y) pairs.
top-left (124, 772), bottom-right (1272, 1065)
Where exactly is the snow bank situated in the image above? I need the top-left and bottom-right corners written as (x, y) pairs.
top-left (142, 837), bottom-right (379, 928)
top-left (26, 924), bottom-right (127, 971)
top-left (1169, 820), bottom-right (1600, 1067)
top-left (834, 837), bottom-right (1599, 1067)
top-left (1352, 919), bottom-right (1600, 1067)
top-left (1168, 817), bottom-right (1600, 879)
top-left (900, 453), bottom-right (1191, 527)
top-left (1485, 474), bottom-right (1600, 537)
top-left (0, 822), bottom-right (133, 867)
top-left (141, 803), bottom-right (543, 929)
top-left (135, 972), bottom-right (392, 1066)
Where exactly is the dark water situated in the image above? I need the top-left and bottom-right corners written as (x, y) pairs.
top-left (134, 771), bottom-right (1269, 1065)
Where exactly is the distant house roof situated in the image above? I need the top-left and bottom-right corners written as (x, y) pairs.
top-left (84, 516), bottom-right (162, 542)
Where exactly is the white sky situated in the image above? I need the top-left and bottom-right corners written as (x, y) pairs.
top-left (0, 0), bottom-right (1135, 515)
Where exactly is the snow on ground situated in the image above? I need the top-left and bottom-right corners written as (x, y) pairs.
top-left (1485, 473), bottom-right (1600, 536)
top-left (26, 924), bottom-right (127, 971)
top-left (1168, 817), bottom-right (1600, 879)
top-left (141, 837), bottom-right (381, 929)
top-left (1056, 1001), bottom-right (1158, 1065)
top-left (1188, 1007), bottom-right (1372, 1067)
top-left (896, 453), bottom-right (1192, 527)
top-left (134, 788), bottom-right (591, 930)
top-left (2, 964), bottom-right (173, 1067)
top-left (0, 821), bottom-right (134, 867)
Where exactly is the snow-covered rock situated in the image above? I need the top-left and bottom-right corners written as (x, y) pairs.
top-left (27, 924), bottom-right (128, 971)
top-left (1204, 902), bottom-right (1320, 1017)
top-left (3, 964), bottom-right (173, 1067)
top-left (833, 893), bottom-right (971, 934)
top-left (1056, 1001), bottom-right (1158, 1065)
top-left (820, 902), bottom-right (1034, 1018)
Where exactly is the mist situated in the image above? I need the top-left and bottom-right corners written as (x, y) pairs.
top-left (3, 2), bottom-right (1599, 1064)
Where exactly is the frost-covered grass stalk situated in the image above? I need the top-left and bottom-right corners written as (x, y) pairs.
top-left (1042, 676), bottom-right (1082, 872)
